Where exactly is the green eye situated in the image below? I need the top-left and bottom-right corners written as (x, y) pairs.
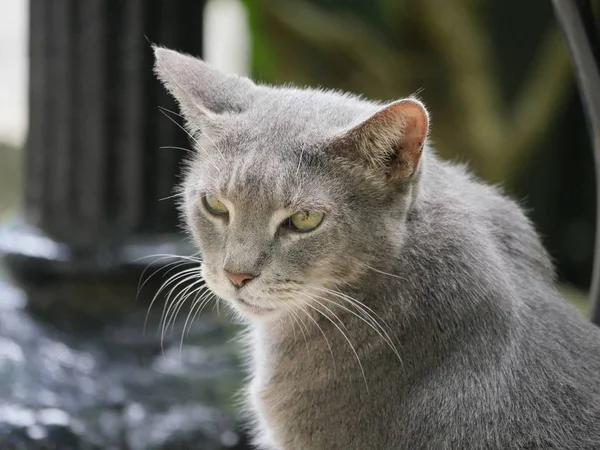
top-left (287, 211), bottom-right (324, 232)
top-left (203, 193), bottom-right (228, 215)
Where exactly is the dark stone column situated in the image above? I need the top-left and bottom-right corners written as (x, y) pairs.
top-left (1, 0), bottom-right (207, 279)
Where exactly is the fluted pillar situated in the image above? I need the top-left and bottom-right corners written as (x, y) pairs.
top-left (1, 0), bottom-right (207, 278)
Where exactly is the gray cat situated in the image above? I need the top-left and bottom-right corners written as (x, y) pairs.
top-left (153, 46), bottom-right (600, 450)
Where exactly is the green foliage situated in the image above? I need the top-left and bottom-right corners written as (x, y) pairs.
top-left (240, 0), bottom-right (278, 82)
top-left (242, 0), bottom-right (572, 187)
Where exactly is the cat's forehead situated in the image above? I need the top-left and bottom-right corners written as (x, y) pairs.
top-left (190, 87), bottom-right (375, 207)
top-left (220, 148), bottom-right (338, 210)
top-left (239, 87), bottom-right (378, 141)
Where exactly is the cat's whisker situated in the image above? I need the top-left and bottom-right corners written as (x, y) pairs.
top-left (158, 270), bottom-right (203, 339)
top-left (134, 252), bottom-right (203, 264)
top-left (159, 192), bottom-right (183, 202)
top-left (166, 278), bottom-right (206, 337)
top-left (161, 280), bottom-right (203, 352)
top-left (358, 262), bottom-right (409, 282)
top-left (158, 108), bottom-right (222, 173)
top-left (305, 284), bottom-right (401, 360)
top-left (159, 259), bottom-right (201, 281)
top-left (145, 266), bottom-right (202, 337)
top-left (307, 284), bottom-right (387, 329)
top-left (139, 257), bottom-right (190, 292)
top-left (213, 297), bottom-right (221, 317)
top-left (137, 251), bottom-right (201, 293)
top-left (295, 291), bottom-right (368, 392)
top-left (199, 129), bottom-right (227, 162)
top-left (157, 105), bottom-right (183, 118)
top-left (161, 274), bottom-right (205, 336)
top-left (180, 290), bottom-right (204, 342)
top-left (282, 303), bottom-right (301, 347)
top-left (280, 303), bottom-right (298, 342)
top-left (178, 285), bottom-right (212, 355)
top-left (307, 284), bottom-right (388, 327)
top-left (287, 302), bottom-right (312, 352)
top-left (139, 257), bottom-right (190, 301)
top-left (159, 145), bottom-right (196, 154)
top-left (142, 260), bottom-right (198, 334)
top-left (292, 298), bottom-right (336, 368)
top-left (306, 289), bottom-right (402, 365)
top-left (174, 288), bottom-right (204, 358)
top-left (297, 292), bottom-right (350, 333)
top-left (159, 106), bottom-right (226, 163)
top-left (185, 290), bottom-right (216, 338)
top-left (159, 106), bottom-right (225, 161)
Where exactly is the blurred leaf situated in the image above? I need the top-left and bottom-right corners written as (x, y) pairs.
top-left (240, 0), bottom-right (278, 82)
top-left (376, 0), bottom-right (408, 29)
top-left (558, 283), bottom-right (589, 316)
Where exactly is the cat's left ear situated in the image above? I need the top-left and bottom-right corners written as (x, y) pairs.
top-left (335, 98), bottom-right (429, 182)
top-left (153, 46), bottom-right (257, 130)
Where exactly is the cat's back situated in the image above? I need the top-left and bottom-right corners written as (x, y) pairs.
top-left (418, 156), bottom-right (600, 449)
top-left (420, 157), bottom-right (556, 288)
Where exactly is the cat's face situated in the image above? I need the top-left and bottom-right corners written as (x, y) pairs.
top-left (154, 47), bottom-right (428, 321)
top-left (183, 120), bottom-right (389, 319)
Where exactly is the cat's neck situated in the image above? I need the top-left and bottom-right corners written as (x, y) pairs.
top-left (250, 262), bottom-right (516, 385)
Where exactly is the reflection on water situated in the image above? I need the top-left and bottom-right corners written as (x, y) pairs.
top-left (0, 274), bottom-right (249, 449)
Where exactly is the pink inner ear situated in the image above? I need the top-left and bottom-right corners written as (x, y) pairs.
top-left (380, 100), bottom-right (429, 179)
top-left (334, 98), bottom-right (430, 180)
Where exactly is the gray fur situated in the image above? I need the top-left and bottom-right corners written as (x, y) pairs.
top-left (154, 46), bottom-right (600, 449)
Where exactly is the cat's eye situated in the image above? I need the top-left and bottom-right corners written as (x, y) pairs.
top-left (203, 193), bottom-right (229, 215)
top-left (285, 211), bottom-right (324, 232)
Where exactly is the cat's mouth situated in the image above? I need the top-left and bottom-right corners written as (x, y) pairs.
top-left (234, 296), bottom-right (276, 314)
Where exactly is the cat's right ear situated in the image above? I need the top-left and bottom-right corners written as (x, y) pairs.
top-left (331, 98), bottom-right (429, 184)
top-left (153, 46), bottom-right (257, 128)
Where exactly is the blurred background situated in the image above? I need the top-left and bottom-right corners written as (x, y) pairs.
top-left (0, 0), bottom-right (595, 448)
top-left (1, 0), bottom-right (595, 302)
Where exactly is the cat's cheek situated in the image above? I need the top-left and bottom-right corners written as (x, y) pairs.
top-left (200, 264), bottom-right (231, 303)
top-left (187, 211), bottom-right (225, 254)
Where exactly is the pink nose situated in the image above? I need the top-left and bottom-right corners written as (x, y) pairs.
top-left (224, 270), bottom-right (256, 288)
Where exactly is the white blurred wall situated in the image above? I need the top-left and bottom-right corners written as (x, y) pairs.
top-left (0, 0), bottom-right (28, 148)
top-left (204, 0), bottom-right (250, 77)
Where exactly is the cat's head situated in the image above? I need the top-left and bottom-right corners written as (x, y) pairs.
top-left (154, 47), bottom-right (429, 321)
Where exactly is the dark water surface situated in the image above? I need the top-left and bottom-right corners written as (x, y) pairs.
top-left (0, 270), bottom-right (249, 450)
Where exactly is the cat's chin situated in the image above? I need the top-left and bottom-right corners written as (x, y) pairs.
top-left (232, 296), bottom-right (279, 318)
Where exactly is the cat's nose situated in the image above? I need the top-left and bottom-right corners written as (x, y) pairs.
top-left (224, 270), bottom-right (256, 288)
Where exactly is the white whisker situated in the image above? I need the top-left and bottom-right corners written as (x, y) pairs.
top-left (159, 105), bottom-right (226, 162)
top-left (178, 285), bottom-right (212, 355)
top-left (159, 192), bottom-right (183, 202)
top-left (306, 284), bottom-right (402, 364)
top-left (358, 262), bottom-right (409, 281)
top-left (185, 289), bottom-right (216, 338)
top-left (158, 108), bottom-right (222, 173)
top-left (296, 291), bottom-right (368, 392)
top-left (285, 303), bottom-right (310, 352)
top-left (166, 279), bottom-right (206, 337)
top-left (139, 257), bottom-right (189, 297)
top-left (144, 265), bottom-right (201, 335)
top-left (161, 274), bottom-right (204, 336)
top-left (293, 299), bottom-right (336, 368)
top-left (307, 289), bottom-right (402, 365)
top-left (158, 270), bottom-right (203, 340)
top-left (159, 145), bottom-right (195, 154)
